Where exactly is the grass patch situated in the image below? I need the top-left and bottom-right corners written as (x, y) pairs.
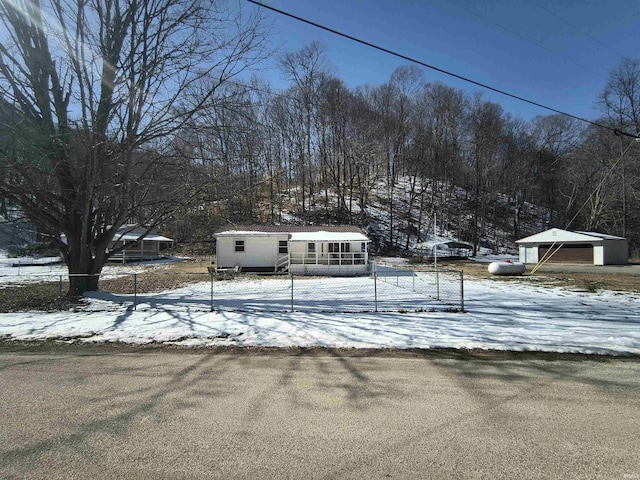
top-left (0, 282), bottom-right (82, 312)
top-left (577, 279), bottom-right (606, 293)
top-left (428, 260), bottom-right (640, 293)
top-left (99, 272), bottom-right (209, 294)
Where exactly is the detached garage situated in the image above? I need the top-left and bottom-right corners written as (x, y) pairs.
top-left (517, 228), bottom-right (628, 266)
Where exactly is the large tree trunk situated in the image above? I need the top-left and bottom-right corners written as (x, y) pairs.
top-left (65, 234), bottom-right (109, 295)
top-left (68, 263), bottom-right (101, 295)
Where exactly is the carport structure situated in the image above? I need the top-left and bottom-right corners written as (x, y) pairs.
top-left (517, 228), bottom-right (628, 265)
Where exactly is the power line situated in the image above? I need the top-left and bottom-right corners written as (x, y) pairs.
top-left (536, 2), bottom-right (627, 61)
top-left (447, 0), bottom-right (610, 82)
top-left (247, 0), bottom-right (639, 140)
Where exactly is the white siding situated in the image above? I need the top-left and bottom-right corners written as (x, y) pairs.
top-left (520, 246), bottom-right (538, 264)
top-left (216, 235), bottom-right (288, 269)
top-left (593, 245), bottom-right (604, 266)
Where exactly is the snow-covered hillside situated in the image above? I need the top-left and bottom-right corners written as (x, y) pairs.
top-left (273, 175), bottom-right (550, 257)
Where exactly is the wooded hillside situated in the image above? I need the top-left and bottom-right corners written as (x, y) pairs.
top-left (164, 45), bottom-right (640, 257)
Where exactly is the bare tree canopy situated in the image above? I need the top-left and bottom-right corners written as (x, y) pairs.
top-left (0, 0), bottom-right (267, 293)
top-left (599, 57), bottom-right (640, 134)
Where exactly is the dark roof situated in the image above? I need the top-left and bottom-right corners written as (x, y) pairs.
top-left (218, 225), bottom-right (364, 233)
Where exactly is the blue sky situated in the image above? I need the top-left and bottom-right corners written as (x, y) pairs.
top-left (248, 0), bottom-right (639, 122)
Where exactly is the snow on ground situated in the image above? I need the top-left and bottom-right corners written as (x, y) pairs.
top-left (0, 250), bottom-right (186, 286)
top-left (0, 252), bottom-right (66, 285)
top-left (1, 265), bottom-right (639, 354)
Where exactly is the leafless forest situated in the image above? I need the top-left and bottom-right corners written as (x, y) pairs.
top-left (167, 43), bottom-right (640, 257)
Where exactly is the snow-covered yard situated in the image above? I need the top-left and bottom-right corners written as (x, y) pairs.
top-left (1, 262), bottom-right (639, 354)
top-left (0, 253), bottom-right (177, 287)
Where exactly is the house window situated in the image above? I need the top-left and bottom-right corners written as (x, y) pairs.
top-left (235, 240), bottom-right (245, 252)
top-left (278, 240), bottom-right (288, 254)
top-left (308, 243), bottom-right (315, 253)
top-left (329, 242), bottom-right (351, 253)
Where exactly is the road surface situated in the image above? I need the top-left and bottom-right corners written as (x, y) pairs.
top-left (1, 344), bottom-right (639, 479)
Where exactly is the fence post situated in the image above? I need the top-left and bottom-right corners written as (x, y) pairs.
top-left (374, 262), bottom-right (378, 313)
top-left (290, 270), bottom-right (294, 312)
top-left (412, 266), bottom-right (415, 291)
top-left (210, 271), bottom-right (214, 312)
top-left (436, 266), bottom-right (440, 301)
top-left (460, 270), bottom-right (464, 312)
top-left (59, 275), bottom-right (63, 298)
top-left (133, 273), bottom-right (137, 310)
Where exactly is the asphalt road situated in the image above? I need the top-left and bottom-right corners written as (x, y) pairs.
top-left (1, 344), bottom-right (639, 480)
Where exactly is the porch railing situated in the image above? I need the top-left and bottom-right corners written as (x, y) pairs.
top-left (275, 254), bottom-right (290, 272)
top-left (289, 252), bottom-right (366, 266)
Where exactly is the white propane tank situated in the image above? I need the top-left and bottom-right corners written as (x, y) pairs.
top-left (488, 259), bottom-right (526, 276)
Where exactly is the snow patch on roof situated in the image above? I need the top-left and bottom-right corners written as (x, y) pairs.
top-left (289, 231), bottom-right (370, 242)
top-left (516, 228), bottom-right (626, 244)
top-left (214, 230), bottom-right (282, 237)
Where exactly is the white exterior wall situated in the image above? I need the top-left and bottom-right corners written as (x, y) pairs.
top-left (519, 245), bottom-right (539, 264)
top-left (601, 239), bottom-right (629, 265)
top-left (593, 245), bottom-right (604, 265)
top-left (289, 241), bottom-right (311, 259)
top-left (216, 235), bottom-right (287, 269)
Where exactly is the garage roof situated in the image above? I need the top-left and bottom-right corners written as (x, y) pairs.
top-left (516, 228), bottom-right (625, 244)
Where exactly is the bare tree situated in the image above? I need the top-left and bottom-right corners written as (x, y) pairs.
top-left (466, 94), bottom-right (504, 255)
top-left (529, 114), bottom-right (582, 227)
top-left (0, 0), bottom-right (267, 293)
top-left (598, 57), bottom-right (640, 242)
top-left (279, 41), bottom-right (331, 214)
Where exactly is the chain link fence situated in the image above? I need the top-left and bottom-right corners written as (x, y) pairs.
top-left (371, 262), bottom-right (464, 312)
top-left (2, 263), bottom-right (464, 313)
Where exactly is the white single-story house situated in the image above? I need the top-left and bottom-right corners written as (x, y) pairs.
top-left (516, 228), bottom-right (628, 265)
top-left (215, 225), bottom-right (371, 276)
top-left (109, 225), bottom-right (174, 262)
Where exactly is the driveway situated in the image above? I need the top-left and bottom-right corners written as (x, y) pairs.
top-left (1, 345), bottom-right (639, 479)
